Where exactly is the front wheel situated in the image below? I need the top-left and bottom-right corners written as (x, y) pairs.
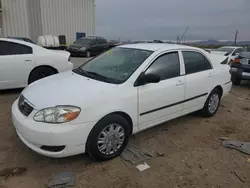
top-left (86, 114), bottom-right (130, 161)
top-left (201, 89), bottom-right (221, 117)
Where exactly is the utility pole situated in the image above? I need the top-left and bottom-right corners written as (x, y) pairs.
top-left (179, 27), bottom-right (189, 44)
top-left (177, 36), bottom-right (179, 44)
top-left (234, 29), bottom-right (238, 45)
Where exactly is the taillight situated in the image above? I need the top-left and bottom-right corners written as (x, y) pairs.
top-left (231, 59), bottom-right (240, 63)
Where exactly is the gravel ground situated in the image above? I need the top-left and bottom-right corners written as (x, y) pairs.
top-left (0, 63), bottom-right (250, 188)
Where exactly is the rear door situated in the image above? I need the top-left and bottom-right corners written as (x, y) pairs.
top-left (0, 41), bottom-right (35, 89)
top-left (181, 50), bottom-right (214, 112)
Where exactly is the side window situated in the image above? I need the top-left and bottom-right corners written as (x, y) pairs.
top-left (182, 51), bottom-right (212, 75)
top-left (90, 39), bottom-right (97, 45)
top-left (233, 49), bottom-right (240, 55)
top-left (145, 52), bottom-right (180, 81)
top-left (238, 48), bottom-right (245, 53)
top-left (101, 39), bottom-right (107, 44)
top-left (0, 41), bottom-right (32, 55)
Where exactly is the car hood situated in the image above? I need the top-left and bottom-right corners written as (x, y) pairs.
top-left (22, 71), bottom-right (117, 110)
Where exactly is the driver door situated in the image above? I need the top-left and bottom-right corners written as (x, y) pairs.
top-left (138, 51), bottom-right (185, 129)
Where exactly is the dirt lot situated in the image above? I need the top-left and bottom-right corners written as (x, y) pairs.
top-left (0, 80), bottom-right (250, 188)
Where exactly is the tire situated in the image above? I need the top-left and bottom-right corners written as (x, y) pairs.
top-left (86, 51), bottom-right (91, 58)
top-left (231, 76), bottom-right (241, 85)
top-left (86, 114), bottom-right (130, 161)
top-left (28, 67), bottom-right (57, 84)
top-left (200, 88), bottom-right (221, 117)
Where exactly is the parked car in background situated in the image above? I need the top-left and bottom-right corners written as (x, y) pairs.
top-left (67, 36), bottom-right (109, 57)
top-left (230, 51), bottom-right (250, 85)
top-left (8, 37), bottom-right (35, 44)
top-left (211, 46), bottom-right (246, 64)
top-left (12, 43), bottom-right (232, 161)
top-left (108, 40), bottom-right (121, 49)
top-left (0, 38), bottom-right (73, 90)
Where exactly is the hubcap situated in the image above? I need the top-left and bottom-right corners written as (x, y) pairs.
top-left (97, 124), bottom-right (125, 155)
top-left (208, 93), bottom-right (219, 113)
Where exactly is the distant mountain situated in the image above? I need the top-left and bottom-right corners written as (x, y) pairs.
top-left (187, 40), bottom-right (250, 46)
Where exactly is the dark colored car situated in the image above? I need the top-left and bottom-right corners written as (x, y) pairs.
top-left (67, 36), bottom-right (109, 57)
top-left (230, 52), bottom-right (250, 85)
top-left (8, 37), bottom-right (35, 44)
top-left (108, 40), bottom-right (121, 49)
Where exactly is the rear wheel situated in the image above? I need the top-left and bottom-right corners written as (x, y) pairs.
top-left (231, 76), bottom-right (241, 85)
top-left (201, 88), bottom-right (221, 117)
top-left (86, 114), bottom-right (130, 161)
top-left (28, 67), bottom-right (57, 84)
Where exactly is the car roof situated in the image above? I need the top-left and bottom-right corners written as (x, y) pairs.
top-left (118, 43), bottom-right (200, 52)
top-left (0, 37), bottom-right (35, 46)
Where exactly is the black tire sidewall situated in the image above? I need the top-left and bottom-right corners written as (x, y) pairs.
top-left (86, 114), bottom-right (130, 161)
top-left (29, 67), bottom-right (56, 84)
top-left (202, 89), bottom-right (221, 117)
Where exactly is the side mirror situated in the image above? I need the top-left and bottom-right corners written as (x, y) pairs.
top-left (144, 74), bottom-right (160, 83)
top-left (135, 73), bottom-right (160, 86)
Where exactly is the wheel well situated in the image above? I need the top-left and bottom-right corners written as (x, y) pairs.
top-left (28, 65), bottom-right (58, 84)
top-left (107, 112), bottom-right (133, 135)
top-left (214, 85), bottom-right (223, 97)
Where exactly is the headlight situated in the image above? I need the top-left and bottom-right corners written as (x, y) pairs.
top-left (34, 106), bottom-right (80, 123)
top-left (79, 47), bottom-right (86, 51)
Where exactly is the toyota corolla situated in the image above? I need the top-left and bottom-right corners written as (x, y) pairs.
top-left (12, 43), bottom-right (232, 161)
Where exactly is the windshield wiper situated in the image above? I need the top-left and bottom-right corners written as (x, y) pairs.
top-left (85, 71), bottom-right (118, 84)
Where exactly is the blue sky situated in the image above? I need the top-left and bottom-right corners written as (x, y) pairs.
top-left (96, 0), bottom-right (250, 41)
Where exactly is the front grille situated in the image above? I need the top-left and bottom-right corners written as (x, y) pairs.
top-left (18, 95), bottom-right (33, 116)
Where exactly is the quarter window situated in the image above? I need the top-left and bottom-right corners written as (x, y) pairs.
top-left (145, 52), bottom-right (180, 80)
top-left (0, 41), bottom-right (32, 55)
top-left (182, 51), bottom-right (212, 74)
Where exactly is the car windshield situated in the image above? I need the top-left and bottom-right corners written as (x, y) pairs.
top-left (74, 47), bottom-right (153, 84)
top-left (74, 38), bottom-right (92, 45)
top-left (213, 47), bottom-right (234, 54)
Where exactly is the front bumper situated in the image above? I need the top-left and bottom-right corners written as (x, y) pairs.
top-left (230, 64), bottom-right (250, 80)
top-left (11, 100), bottom-right (96, 158)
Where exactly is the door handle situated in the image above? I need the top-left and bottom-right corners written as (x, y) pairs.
top-left (176, 80), bottom-right (184, 86)
top-left (25, 60), bottom-right (32, 62)
top-left (208, 73), bottom-right (213, 78)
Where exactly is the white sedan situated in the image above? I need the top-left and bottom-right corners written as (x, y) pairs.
top-left (12, 43), bottom-right (232, 161)
top-left (211, 46), bottom-right (246, 64)
top-left (0, 38), bottom-right (73, 90)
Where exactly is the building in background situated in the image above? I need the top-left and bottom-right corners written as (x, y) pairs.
top-left (0, 0), bottom-right (95, 44)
